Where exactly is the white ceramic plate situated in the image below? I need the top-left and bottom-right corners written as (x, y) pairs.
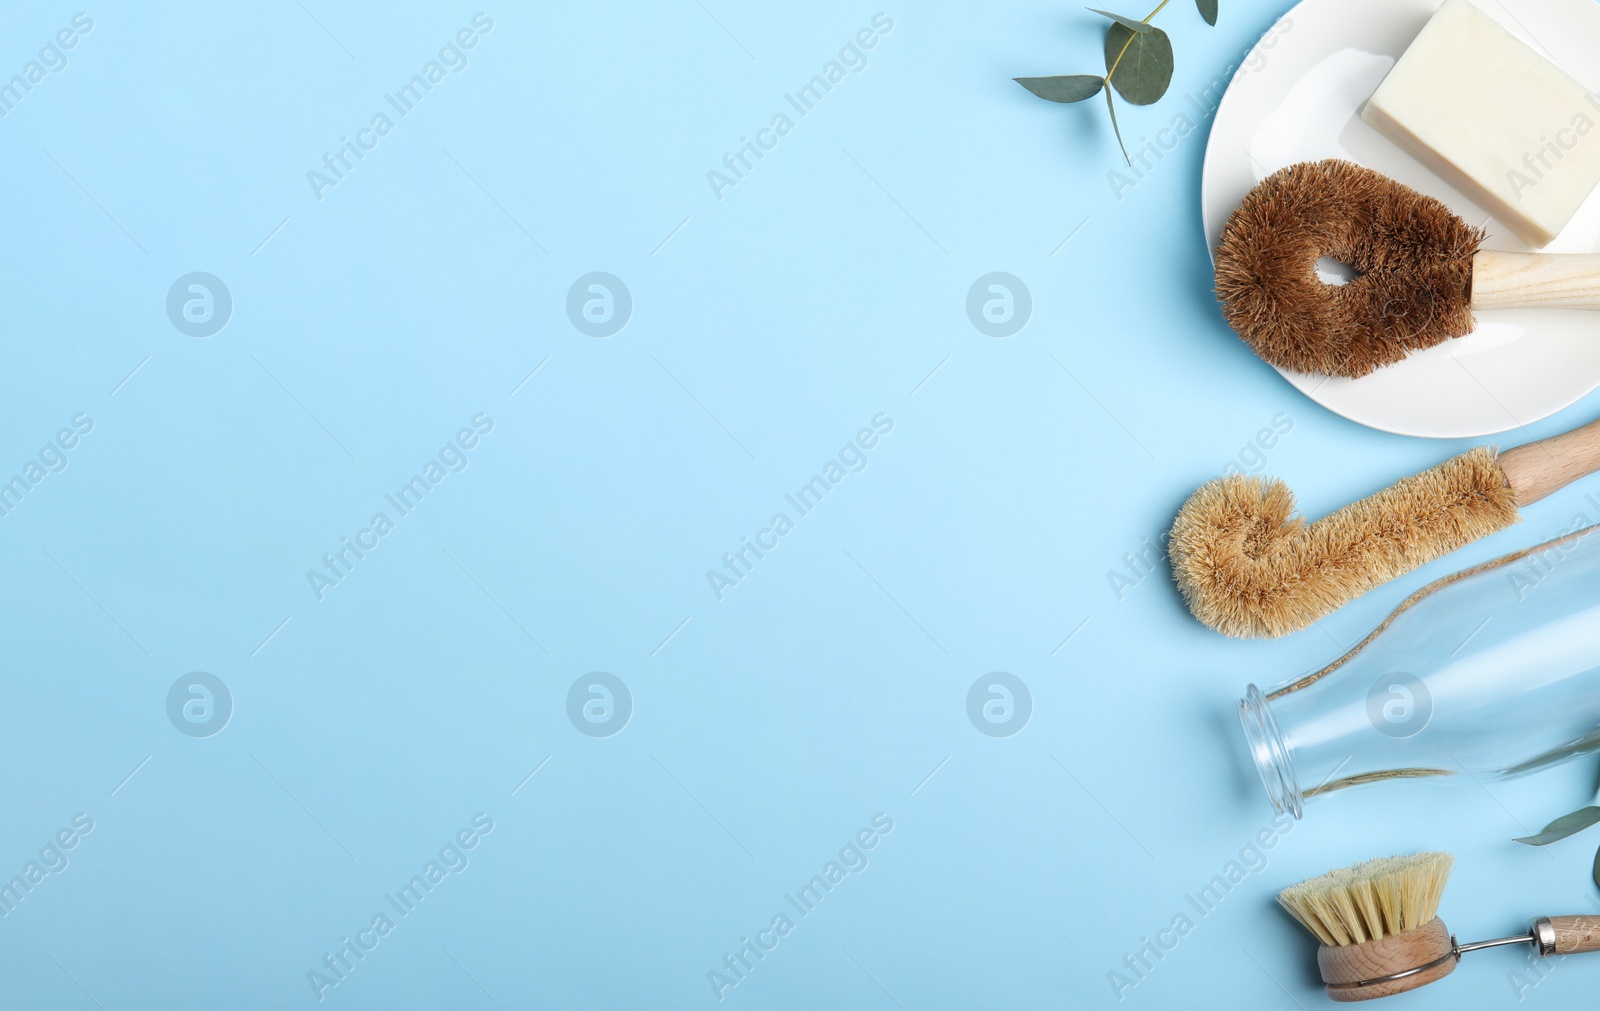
top-left (1201, 0), bottom-right (1600, 438)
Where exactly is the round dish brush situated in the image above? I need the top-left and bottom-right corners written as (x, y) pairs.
top-left (1168, 416), bottom-right (1600, 638)
top-left (1279, 852), bottom-right (1600, 1002)
top-left (1214, 159), bottom-right (1600, 378)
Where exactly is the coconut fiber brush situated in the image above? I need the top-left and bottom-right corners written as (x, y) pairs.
top-left (1168, 415), bottom-right (1600, 638)
top-left (1215, 159), bottom-right (1600, 378)
top-left (1279, 852), bottom-right (1600, 1002)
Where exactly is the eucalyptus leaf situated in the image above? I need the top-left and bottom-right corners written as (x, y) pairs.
top-left (1104, 23), bottom-right (1174, 106)
top-left (1593, 842), bottom-right (1600, 892)
top-left (1514, 806), bottom-right (1600, 846)
top-left (1014, 75), bottom-right (1104, 103)
top-left (1010, 0), bottom-right (1216, 164)
top-left (1505, 727), bottom-right (1600, 776)
top-left (1104, 86), bottom-right (1128, 165)
top-left (1088, 8), bottom-right (1152, 33)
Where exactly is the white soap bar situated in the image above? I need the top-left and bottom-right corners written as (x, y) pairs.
top-left (1363, 0), bottom-right (1600, 247)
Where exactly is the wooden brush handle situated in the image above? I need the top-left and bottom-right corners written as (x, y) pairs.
top-left (1471, 251), bottom-right (1600, 310)
top-left (1497, 417), bottom-right (1600, 506)
top-left (1542, 916), bottom-right (1600, 955)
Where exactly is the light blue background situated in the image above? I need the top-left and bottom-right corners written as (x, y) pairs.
top-left (3, 1), bottom-right (1600, 1007)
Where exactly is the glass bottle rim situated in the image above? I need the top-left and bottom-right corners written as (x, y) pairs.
top-left (1240, 683), bottom-right (1302, 819)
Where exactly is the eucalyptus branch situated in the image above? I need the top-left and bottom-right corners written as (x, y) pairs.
top-left (1512, 759), bottom-right (1600, 893)
top-left (1015, 0), bottom-right (1217, 164)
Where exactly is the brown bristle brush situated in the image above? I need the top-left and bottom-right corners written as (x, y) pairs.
top-left (1279, 852), bottom-right (1600, 1002)
top-left (1168, 416), bottom-right (1600, 638)
top-left (1214, 159), bottom-right (1600, 378)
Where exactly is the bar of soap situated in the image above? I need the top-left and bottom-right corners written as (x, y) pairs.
top-left (1362, 0), bottom-right (1600, 247)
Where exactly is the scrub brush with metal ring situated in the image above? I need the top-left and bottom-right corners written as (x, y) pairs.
top-left (1278, 852), bottom-right (1600, 1002)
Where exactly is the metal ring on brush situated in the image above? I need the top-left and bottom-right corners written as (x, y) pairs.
top-left (1325, 932), bottom-right (1536, 991)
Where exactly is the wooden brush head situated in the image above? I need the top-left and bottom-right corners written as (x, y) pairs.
top-left (1214, 159), bottom-right (1485, 378)
top-left (1317, 917), bottom-right (1457, 1001)
top-left (1280, 853), bottom-right (1457, 1001)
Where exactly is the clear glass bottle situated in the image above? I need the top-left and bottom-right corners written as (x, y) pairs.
top-left (1240, 525), bottom-right (1600, 819)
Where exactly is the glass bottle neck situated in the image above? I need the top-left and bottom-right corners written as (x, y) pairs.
top-left (1240, 683), bottom-right (1302, 819)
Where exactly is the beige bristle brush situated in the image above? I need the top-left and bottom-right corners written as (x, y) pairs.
top-left (1279, 852), bottom-right (1600, 1002)
top-left (1214, 159), bottom-right (1600, 378)
top-left (1168, 415), bottom-right (1600, 638)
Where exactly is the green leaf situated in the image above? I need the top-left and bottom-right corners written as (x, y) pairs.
top-left (1104, 23), bottom-right (1174, 106)
top-left (1505, 727), bottom-right (1600, 776)
top-left (1514, 806), bottom-right (1600, 846)
top-left (1014, 75), bottom-right (1105, 103)
top-left (1089, 8), bottom-right (1152, 33)
top-left (1104, 86), bottom-right (1129, 165)
top-left (1196, 0), bottom-right (1218, 26)
top-left (1593, 842), bottom-right (1600, 892)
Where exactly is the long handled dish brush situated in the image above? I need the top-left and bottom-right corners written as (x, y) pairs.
top-left (1279, 852), bottom-right (1600, 1002)
top-left (1168, 416), bottom-right (1600, 638)
top-left (1215, 159), bottom-right (1600, 378)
